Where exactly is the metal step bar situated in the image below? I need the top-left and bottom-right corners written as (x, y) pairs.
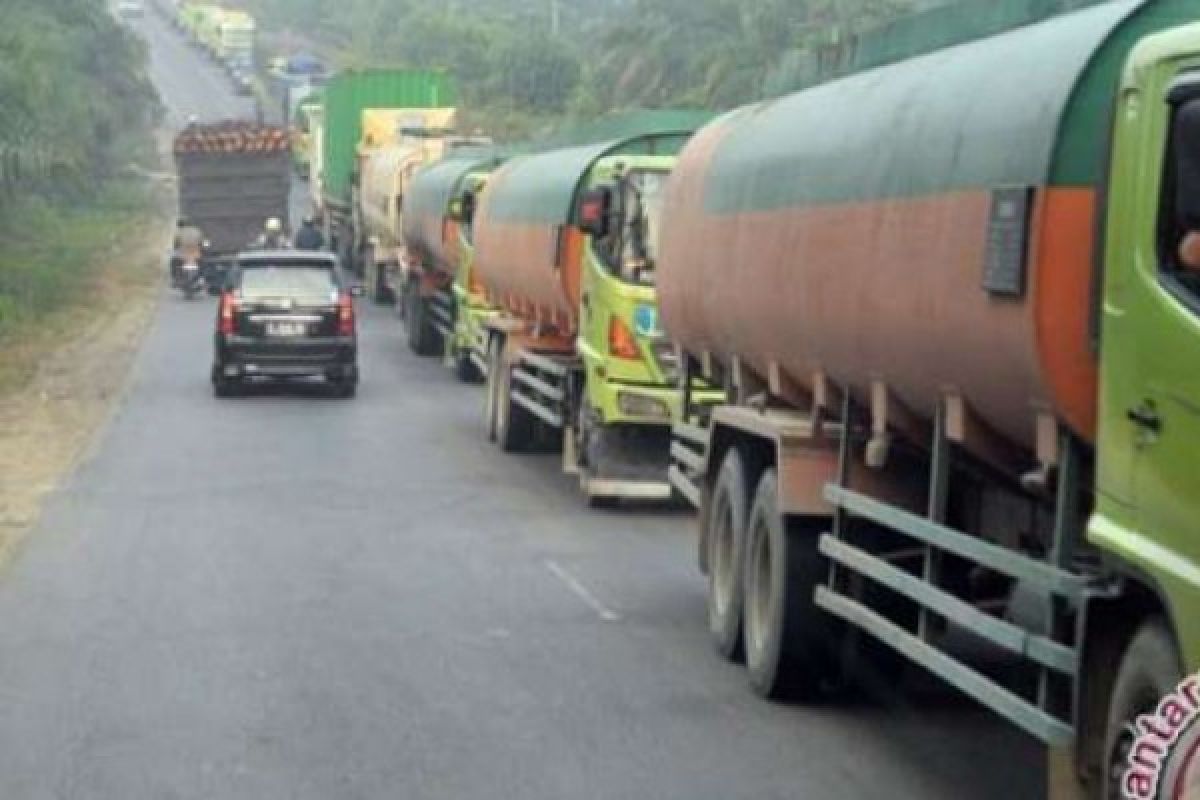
top-left (508, 350), bottom-right (573, 431)
top-left (668, 421), bottom-right (709, 509)
top-left (818, 435), bottom-right (1091, 746)
top-left (428, 291), bottom-right (455, 339)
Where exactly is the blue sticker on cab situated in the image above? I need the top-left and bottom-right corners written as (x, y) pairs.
top-left (634, 304), bottom-right (658, 337)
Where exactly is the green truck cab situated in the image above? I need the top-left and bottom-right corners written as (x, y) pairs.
top-left (1089, 22), bottom-right (1200, 781)
top-left (471, 133), bottom-right (717, 505)
top-left (575, 155), bottom-right (688, 434)
top-left (446, 169), bottom-right (498, 381)
top-left (400, 156), bottom-right (505, 380)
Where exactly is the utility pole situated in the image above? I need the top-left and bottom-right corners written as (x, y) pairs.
top-left (550, 0), bottom-right (560, 36)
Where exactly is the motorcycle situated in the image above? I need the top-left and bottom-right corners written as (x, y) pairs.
top-left (178, 259), bottom-right (204, 299)
top-left (176, 242), bottom-right (205, 299)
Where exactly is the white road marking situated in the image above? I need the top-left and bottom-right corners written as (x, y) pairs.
top-left (544, 559), bottom-right (622, 623)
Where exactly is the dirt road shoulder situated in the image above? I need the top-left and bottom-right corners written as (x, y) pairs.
top-left (0, 212), bottom-right (170, 567)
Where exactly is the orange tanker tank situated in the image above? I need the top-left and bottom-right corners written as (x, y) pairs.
top-left (657, 2), bottom-right (1191, 462)
top-left (472, 144), bottom-right (605, 335)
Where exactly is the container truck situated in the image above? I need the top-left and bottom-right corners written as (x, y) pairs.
top-left (313, 70), bottom-right (457, 272)
top-left (660, 2), bottom-right (1200, 796)
top-left (400, 153), bottom-right (505, 380)
top-left (178, 2), bottom-right (213, 41)
top-left (215, 10), bottom-right (255, 73)
top-left (474, 131), bottom-right (712, 506)
top-left (173, 121), bottom-right (290, 289)
top-left (192, 5), bottom-right (223, 56)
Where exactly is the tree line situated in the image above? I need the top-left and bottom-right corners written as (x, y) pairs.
top-left (238, 0), bottom-right (924, 137)
top-left (0, 0), bottom-right (161, 338)
top-left (0, 0), bottom-right (160, 200)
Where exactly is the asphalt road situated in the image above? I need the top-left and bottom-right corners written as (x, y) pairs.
top-left (0, 11), bottom-right (1046, 800)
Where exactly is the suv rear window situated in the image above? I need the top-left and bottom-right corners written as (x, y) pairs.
top-left (237, 265), bottom-right (338, 302)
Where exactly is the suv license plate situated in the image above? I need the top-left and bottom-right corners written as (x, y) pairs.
top-left (266, 322), bottom-right (306, 337)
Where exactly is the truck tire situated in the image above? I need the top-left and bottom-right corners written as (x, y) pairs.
top-left (455, 349), bottom-right (481, 384)
top-left (707, 448), bottom-right (750, 661)
top-left (405, 284), bottom-right (439, 356)
top-left (495, 347), bottom-right (534, 453)
top-left (743, 468), bottom-right (840, 700)
top-left (365, 247), bottom-right (393, 306)
top-left (1103, 617), bottom-right (1183, 800)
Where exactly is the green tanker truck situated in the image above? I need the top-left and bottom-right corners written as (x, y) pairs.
top-left (661, 1), bottom-right (1200, 796)
top-left (472, 130), bottom-right (717, 505)
top-left (401, 153), bottom-right (506, 380)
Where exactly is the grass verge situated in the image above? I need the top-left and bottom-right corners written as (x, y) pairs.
top-left (0, 179), bottom-right (170, 564)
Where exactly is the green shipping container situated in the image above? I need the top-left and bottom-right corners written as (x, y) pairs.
top-left (320, 69), bottom-right (457, 210)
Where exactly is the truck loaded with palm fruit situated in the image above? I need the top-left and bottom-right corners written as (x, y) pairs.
top-left (660, 2), bottom-right (1200, 796)
top-left (472, 130), bottom-right (716, 506)
top-left (173, 120), bottom-right (290, 289)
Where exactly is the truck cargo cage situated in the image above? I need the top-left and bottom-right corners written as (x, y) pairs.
top-left (816, 396), bottom-right (1100, 746)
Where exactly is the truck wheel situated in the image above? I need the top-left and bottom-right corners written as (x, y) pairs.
top-left (743, 468), bottom-right (840, 700)
top-left (368, 252), bottom-right (393, 306)
top-left (707, 448), bottom-right (749, 661)
top-left (455, 348), bottom-right (481, 384)
top-left (1103, 618), bottom-right (1183, 800)
top-left (406, 286), bottom-right (439, 357)
top-left (496, 348), bottom-right (534, 453)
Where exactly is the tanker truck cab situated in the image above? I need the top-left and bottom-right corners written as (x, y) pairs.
top-left (571, 155), bottom-right (689, 501)
top-left (445, 171), bottom-right (498, 382)
top-left (1088, 31), bottom-right (1200, 791)
top-left (656, 6), bottom-right (1200, 798)
top-left (475, 132), bottom-right (708, 507)
top-left (398, 155), bottom-right (505, 373)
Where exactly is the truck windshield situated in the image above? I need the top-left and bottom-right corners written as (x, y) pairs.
top-left (614, 169), bottom-right (667, 286)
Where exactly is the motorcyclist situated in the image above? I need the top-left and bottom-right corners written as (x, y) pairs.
top-left (252, 217), bottom-right (290, 249)
top-left (293, 216), bottom-right (325, 250)
top-left (172, 218), bottom-right (204, 286)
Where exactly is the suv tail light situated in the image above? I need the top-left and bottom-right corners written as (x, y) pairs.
top-left (218, 291), bottom-right (236, 335)
top-left (337, 293), bottom-right (355, 336)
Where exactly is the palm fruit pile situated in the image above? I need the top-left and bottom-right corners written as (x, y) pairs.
top-left (173, 120), bottom-right (290, 154)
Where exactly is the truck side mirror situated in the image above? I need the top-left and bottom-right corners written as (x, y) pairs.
top-left (578, 186), bottom-right (613, 238)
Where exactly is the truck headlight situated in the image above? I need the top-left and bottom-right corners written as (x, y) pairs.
top-left (617, 392), bottom-right (669, 420)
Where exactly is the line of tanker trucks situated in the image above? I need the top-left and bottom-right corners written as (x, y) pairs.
top-left (300, 2), bottom-right (1200, 796)
top-left (153, 0), bottom-right (257, 93)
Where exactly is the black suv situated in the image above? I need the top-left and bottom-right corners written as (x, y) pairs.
top-left (212, 250), bottom-right (360, 397)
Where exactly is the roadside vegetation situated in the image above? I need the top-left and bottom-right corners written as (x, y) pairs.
top-left (242, 0), bottom-right (923, 138)
top-left (0, 0), bottom-right (161, 356)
